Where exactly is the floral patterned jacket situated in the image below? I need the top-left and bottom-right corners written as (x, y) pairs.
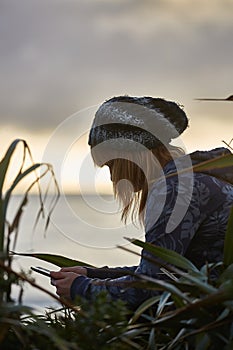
top-left (70, 147), bottom-right (233, 308)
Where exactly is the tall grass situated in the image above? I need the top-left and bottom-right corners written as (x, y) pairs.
top-left (0, 139), bottom-right (64, 347)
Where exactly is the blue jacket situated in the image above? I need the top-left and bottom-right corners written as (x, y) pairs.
top-left (70, 148), bottom-right (233, 308)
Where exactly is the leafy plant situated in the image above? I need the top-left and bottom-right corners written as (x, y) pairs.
top-left (119, 229), bottom-right (233, 349)
top-left (40, 292), bottom-right (130, 350)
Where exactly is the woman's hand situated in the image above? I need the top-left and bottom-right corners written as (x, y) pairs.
top-left (50, 270), bottom-right (81, 299)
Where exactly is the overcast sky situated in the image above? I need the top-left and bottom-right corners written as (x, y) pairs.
top-left (0, 0), bottom-right (232, 192)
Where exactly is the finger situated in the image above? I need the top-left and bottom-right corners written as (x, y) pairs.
top-left (60, 266), bottom-right (82, 272)
top-left (60, 267), bottom-right (74, 272)
top-left (60, 266), bottom-right (87, 276)
top-left (50, 271), bottom-right (66, 279)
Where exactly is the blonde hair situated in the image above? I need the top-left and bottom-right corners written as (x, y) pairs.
top-left (91, 144), bottom-right (185, 225)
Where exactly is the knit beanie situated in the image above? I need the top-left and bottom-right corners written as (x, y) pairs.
top-left (88, 96), bottom-right (188, 150)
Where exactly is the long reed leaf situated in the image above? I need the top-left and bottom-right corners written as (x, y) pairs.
top-left (129, 296), bottom-right (161, 324)
top-left (0, 139), bottom-right (26, 196)
top-left (125, 238), bottom-right (198, 272)
top-left (160, 152), bottom-right (233, 184)
top-left (193, 153), bottom-right (233, 172)
top-left (156, 291), bottom-right (171, 316)
top-left (11, 252), bottom-right (94, 268)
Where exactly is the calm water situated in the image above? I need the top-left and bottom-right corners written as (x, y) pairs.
top-left (8, 194), bottom-right (142, 311)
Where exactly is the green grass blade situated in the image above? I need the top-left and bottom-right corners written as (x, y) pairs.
top-left (2, 163), bottom-right (43, 218)
top-left (195, 333), bottom-right (211, 350)
top-left (125, 238), bottom-right (198, 272)
top-left (129, 296), bottom-right (161, 324)
top-left (193, 153), bottom-right (233, 172)
top-left (5, 163), bottom-right (43, 198)
top-left (0, 139), bottom-right (25, 195)
top-left (176, 273), bottom-right (217, 294)
top-left (223, 206), bottom-right (233, 267)
top-left (148, 328), bottom-right (156, 350)
top-left (162, 152), bottom-right (233, 183)
top-left (0, 140), bottom-right (26, 250)
top-left (156, 291), bottom-right (171, 316)
top-left (11, 252), bottom-right (95, 268)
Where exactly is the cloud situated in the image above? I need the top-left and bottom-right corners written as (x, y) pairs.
top-left (0, 0), bottom-right (232, 132)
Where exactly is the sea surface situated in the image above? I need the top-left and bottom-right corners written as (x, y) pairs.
top-left (7, 194), bottom-right (142, 312)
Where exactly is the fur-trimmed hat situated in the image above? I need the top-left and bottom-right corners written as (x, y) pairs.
top-left (88, 96), bottom-right (188, 150)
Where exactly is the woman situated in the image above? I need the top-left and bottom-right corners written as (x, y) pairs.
top-left (51, 96), bottom-right (233, 309)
